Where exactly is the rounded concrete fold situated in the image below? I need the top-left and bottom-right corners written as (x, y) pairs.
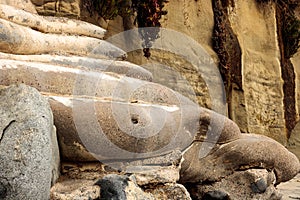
top-left (0, 18), bottom-right (125, 59)
top-left (180, 133), bottom-right (300, 184)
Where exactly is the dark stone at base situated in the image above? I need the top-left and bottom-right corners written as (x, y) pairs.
top-left (0, 182), bottom-right (7, 199)
top-left (251, 178), bottom-right (267, 193)
top-left (96, 174), bottom-right (129, 200)
top-left (202, 190), bottom-right (230, 200)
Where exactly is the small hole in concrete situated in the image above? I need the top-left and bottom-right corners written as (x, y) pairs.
top-left (131, 115), bottom-right (139, 124)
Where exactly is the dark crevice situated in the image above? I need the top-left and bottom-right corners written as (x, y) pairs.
top-left (275, 1), bottom-right (298, 138)
top-left (212, 0), bottom-right (244, 125)
top-left (0, 120), bottom-right (16, 143)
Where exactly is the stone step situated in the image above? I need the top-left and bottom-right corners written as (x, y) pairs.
top-left (48, 94), bottom-right (198, 163)
top-left (0, 59), bottom-right (158, 98)
top-left (0, 58), bottom-right (240, 164)
top-left (0, 54), bottom-right (153, 81)
top-left (0, 4), bottom-right (106, 39)
top-left (0, 58), bottom-right (200, 162)
top-left (0, 18), bottom-right (125, 59)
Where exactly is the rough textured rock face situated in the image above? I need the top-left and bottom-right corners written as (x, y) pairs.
top-left (186, 169), bottom-right (282, 200)
top-left (0, 4), bottom-right (105, 39)
top-left (0, 0), bottom-right (37, 13)
top-left (51, 179), bottom-right (101, 200)
top-left (227, 0), bottom-right (286, 143)
top-left (96, 174), bottom-right (191, 200)
top-left (31, 0), bottom-right (81, 17)
top-left (288, 120), bottom-right (300, 161)
top-left (180, 134), bottom-right (300, 184)
top-left (294, 51), bottom-right (300, 119)
top-left (0, 84), bottom-right (59, 200)
top-left (51, 163), bottom-right (190, 200)
top-left (0, 18), bottom-right (125, 59)
top-left (277, 173), bottom-right (300, 199)
top-left (288, 10), bottom-right (300, 159)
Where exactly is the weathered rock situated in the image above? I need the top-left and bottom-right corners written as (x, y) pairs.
top-left (292, 32), bottom-right (300, 122)
top-left (50, 179), bottom-right (100, 200)
top-left (0, 84), bottom-right (59, 199)
top-left (0, 0), bottom-right (37, 14)
top-left (277, 173), bottom-right (300, 200)
top-left (228, 0), bottom-right (286, 143)
top-left (288, 121), bottom-right (300, 161)
top-left (51, 125), bottom-right (61, 185)
top-left (0, 18), bottom-right (126, 59)
top-left (60, 162), bottom-right (117, 180)
top-left (180, 134), bottom-right (300, 184)
top-left (96, 174), bottom-right (153, 200)
top-left (186, 169), bottom-right (281, 200)
top-left (145, 183), bottom-right (192, 200)
top-left (96, 174), bottom-right (191, 200)
top-left (129, 165), bottom-right (180, 186)
top-left (195, 108), bottom-right (241, 144)
top-left (1, 58), bottom-right (298, 189)
top-left (0, 58), bottom-right (200, 162)
top-left (51, 162), bottom-right (116, 199)
top-left (31, 0), bottom-right (81, 17)
top-left (202, 190), bottom-right (230, 200)
top-left (0, 53), bottom-right (153, 81)
top-left (0, 59), bottom-right (151, 97)
top-left (53, 162), bottom-right (190, 199)
top-left (0, 4), bottom-right (106, 39)
top-left (47, 93), bottom-right (199, 162)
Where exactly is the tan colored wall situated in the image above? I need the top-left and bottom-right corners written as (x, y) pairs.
top-left (31, 0), bottom-right (81, 17)
top-left (228, 0), bottom-right (286, 143)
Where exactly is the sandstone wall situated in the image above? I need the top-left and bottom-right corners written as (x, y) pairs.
top-left (287, 8), bottom-right (300, 158)
top-left (31, 0), bottom-right (81, 17)
top-left (228, 0), bottom-right (286, 143)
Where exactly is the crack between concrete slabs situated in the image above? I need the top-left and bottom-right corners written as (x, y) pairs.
top-left (0, 120), bottom-right (16, 143)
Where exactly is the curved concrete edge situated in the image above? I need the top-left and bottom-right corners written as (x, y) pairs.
top-left (0, 18), bottom-right (125, 59)
top-left (180, 133), bottom-right (300, 184)
top-left (0, 4), bottom-right (106, 39)
top-left (0, 54), bottom-right (153, 81)
top-left (46, 93), bottom-right (198, 162)
top-left (0, 58), bottom-right (148, 97)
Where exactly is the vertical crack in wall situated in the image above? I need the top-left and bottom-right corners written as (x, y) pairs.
top-left (212, 0), bottom-right (243, 96)
top-left (275, 2), bottom-right (297, 138)
top-left (212, 0), bottom-right (247, 131)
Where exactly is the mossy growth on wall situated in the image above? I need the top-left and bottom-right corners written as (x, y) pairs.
top-left (256, 0), bottom-right (300, 58)
top-left (272, 0), bottom-right (299, 137)
top-left (84, 0), bottom-right (168, 58)
top-left (84, 0), bottom-right (132, 20)
top-left (132, 0), bottom-right (168, 58)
